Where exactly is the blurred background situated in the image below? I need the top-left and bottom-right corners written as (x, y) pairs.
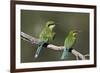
top-left (21, 10), bottom-right (89, 63)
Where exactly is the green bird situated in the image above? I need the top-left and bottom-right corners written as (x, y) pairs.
top-left (34, 21), bottom-right (55, 58)
top-left (61, 30), bottom-right (78, 59)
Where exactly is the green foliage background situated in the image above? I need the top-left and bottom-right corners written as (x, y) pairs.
top-left (21, 10), bottom-right (89, 63)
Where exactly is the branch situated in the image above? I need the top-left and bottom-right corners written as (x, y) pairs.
top-left (21, 32), bottom-right (88, 60)
top-left (21, 32), bottom-right (40, 44)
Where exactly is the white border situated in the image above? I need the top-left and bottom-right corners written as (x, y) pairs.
top-left (16, 4), bottom-right (94, 69)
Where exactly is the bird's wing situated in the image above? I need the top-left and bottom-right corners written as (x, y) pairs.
top-left (39, 27), bottom-right (54, 42)
top-left (64, 36), bottom-right (76, 49)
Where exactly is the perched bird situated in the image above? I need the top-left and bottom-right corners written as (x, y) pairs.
top-left (61, 30), bottom-right (78, 59)
top-left (34, 21), bottom-right (56, 58)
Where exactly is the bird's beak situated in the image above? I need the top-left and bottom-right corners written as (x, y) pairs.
top-left (53, 25), bottom-right (56, 28)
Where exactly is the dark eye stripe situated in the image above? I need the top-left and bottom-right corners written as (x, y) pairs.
top-left (48, 24), bottom-right (54, 27)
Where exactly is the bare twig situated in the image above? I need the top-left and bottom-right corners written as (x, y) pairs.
top-left (84, 54), bottom-right (89, 57)
top-left (21, 32), bottom-right (88, 60)
top-left (72, 49), bottom-right (86, 60)
top-left (21, 32), bottom-right (40, 44)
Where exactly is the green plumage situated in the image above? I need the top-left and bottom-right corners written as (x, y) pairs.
top-left (34, 21), bottom-right (55, 58)
top-left (61, 30), bottom-right (77, 59)
top-left (64, 30), bottom-right (77, 49)
top-left (39, 21), bottom-right (55, 42)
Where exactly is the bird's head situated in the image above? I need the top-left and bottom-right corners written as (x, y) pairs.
top-left (46, 21), bottom-right (55, 29)
top-left (69, 30), bottom-right (78, 37)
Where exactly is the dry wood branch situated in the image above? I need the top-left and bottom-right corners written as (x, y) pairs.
top-left (21, 32), bottom-right (88, 60)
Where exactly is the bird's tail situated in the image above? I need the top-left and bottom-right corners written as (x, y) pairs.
top-left (60, 48), bottom-right (68, 59)
top-left (34, 44), bottom-right (43, 58)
